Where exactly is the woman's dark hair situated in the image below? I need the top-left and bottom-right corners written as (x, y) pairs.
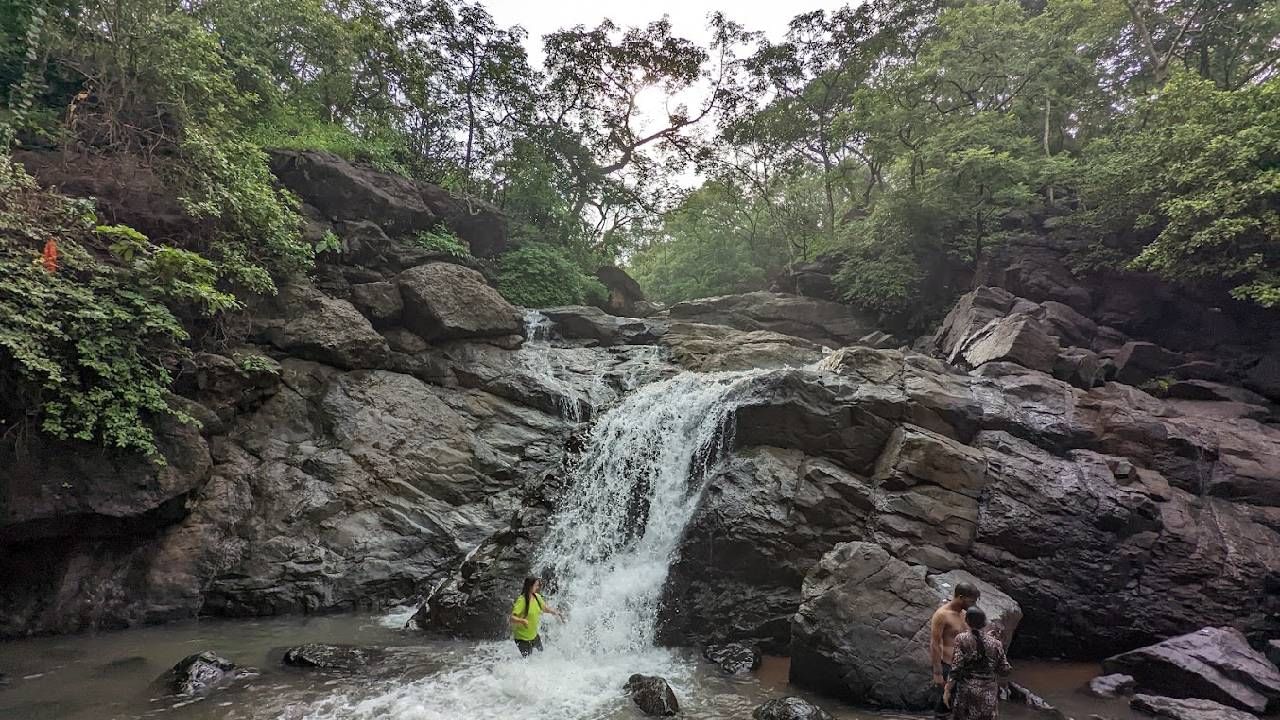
top-left (518, 576), bottom-right (542, 618)
top-left (966, 606), bottom-right (988, 661)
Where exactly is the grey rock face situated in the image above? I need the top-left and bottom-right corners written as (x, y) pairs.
top-left (398, 263), bottom-right (523, 341)
top-left (253, 283), bottom-right (390, 369)
top-left (1104, 627), bottom-right (1280, 713)
top-left (1131, 694), bottom-right (1260, 720)
top-left (788, 541), bottom-right (1020, 709)
top-left (1090, 674), bottom-right (1137, 697)
top-left (669, 292), bottom-right (877, 348)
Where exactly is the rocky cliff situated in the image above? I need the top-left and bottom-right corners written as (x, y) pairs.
top-left (2, 152), bottom-right (1277, 716)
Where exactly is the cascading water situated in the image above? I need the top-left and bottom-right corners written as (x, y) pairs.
top-left (301, 368), bottom-right (765, 720)
top-left (518, 311), bottom-right (601, 422)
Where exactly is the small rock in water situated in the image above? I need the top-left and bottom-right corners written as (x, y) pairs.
top-left (155, 651), bottom-right (257, 696)
top-left (1004, 681), bottom-right (1067, 719)
top-left (703, 642), bottom-right (762, 675)
top-left (282, 644), bottom-right (383, 671)
top-left (1131, 694), bottom-right (1258, 720)
top-left (624, 673), bottom-right (679, 716)
top-left (752, 696), bottom-right (835, 720)
top-left (1089, 674), bottom-right (1137, 697)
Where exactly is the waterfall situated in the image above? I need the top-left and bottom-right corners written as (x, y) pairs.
top-left (304, 368), bottom-right (765, 720)
top-left (518, 310), bottom-right (598, 422)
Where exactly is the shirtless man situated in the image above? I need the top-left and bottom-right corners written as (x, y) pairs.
top-left (930, 582), bottom-right (981, 717)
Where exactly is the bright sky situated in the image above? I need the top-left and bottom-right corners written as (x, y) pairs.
top-left (485, 0), bottom-right (852, 66)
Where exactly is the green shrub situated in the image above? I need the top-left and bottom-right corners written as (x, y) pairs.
top-left (248, 106), bottom-right (412, 177)
top-left (0, 159), bottom-right (196, 457)
top-left (413, 228), bottom-right (471, 257)
top-left (497, 243), bottom-right (604, 308)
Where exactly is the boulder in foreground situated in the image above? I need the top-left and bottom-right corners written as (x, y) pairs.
top-left (155, 651), bottom-right (256, 696)
top-left (1103, 627), bottom-right (1280, 713)
top-left (624, 673), bottom-right (679, 716)
top-left (1131, 694), bottom-right (1259, 720)
top-left (752, 696), bottom-right (835, 720)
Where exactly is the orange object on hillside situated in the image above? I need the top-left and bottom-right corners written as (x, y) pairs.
top-left (41, 238), bottom-right (58, 273)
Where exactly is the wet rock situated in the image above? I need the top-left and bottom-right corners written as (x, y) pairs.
top-left (957, 313), bottom-right (1060, 373)
top-left (668, 292), bottom-right (877, 348)
top-left (173, 351), bottom-right (282, 426)
top-left (703, 643), bottom-right (762, 674)
top-left (253, 283), bottom-right (390, 370)
top-left (624, 673), bottom-right (679, 716)
top-left (1131, 694), bottom-right (1258, 720)
top-left (752, 696), bottom-right (835, 720)
top-left (1170, 362), bottom-right (1231, 383)
top-left (1244, 356), bottom-right (1280, 401)
top-left (789, 541), bottom-right (1020, 709)
top-left (662, 322), bottom-right (822, 372)
top-left (594, 265), bottom-right (653, 317)
top-left (1267, 640), bottom-right (1280, 668)
top-left (350, 281), bottom-right (404, 327)
top-left (282, 644), bottom-right (384, 671)
top-left (1054, 346), bottom-right (1103, 388)
top-left (1005, 681), bottom-right (1067, 718)
top-left (540, 306), bottom-right (667, 346)
top-left (1164, 380), bottom-right (1270, 405)
top-left (935, 286), bottom-right (1019, 362)
top-left (1103, 627), bottom-right (1280, 713)
top-left (398, 263), bottom-right (523, 341)
top-left (1114, 341), bottom-right (1182, 386)
top-left (155, 651), bottom-right (256, 696)
top-left (1089, 674), bottom-right (1137, 697)
top-left (857, 330), bottom-right (900, 349)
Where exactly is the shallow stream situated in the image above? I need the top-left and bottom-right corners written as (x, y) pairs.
top-left (0, 611), bottom-right (1141, 720)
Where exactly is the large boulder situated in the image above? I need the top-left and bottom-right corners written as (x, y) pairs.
top-left (668, 292), bottom-right (877, 348)
top-left (539, 306), bottom-right (667, 347)
top-left (624, 674), bottom-right (680, 716)
top-left (397, 263), bottom-right (523, 341)
top-left (1114, 341), bottom-right (1183, 386)
top-left (1103, 627), bottom-right (1280, 713)
top-left (594, 266), bottom-right (655, 317)
top-left (268, 149), bottom-right (508, 257)
top-left (253, 283), bottom-right (390, 370)
top-left (1089, 673), bottom-right (1137, 697)
top-left (955, 313), bottom-right (1061, 373)
top-left (662, 322), bottom-right (823, 372)
top-left (1131, 695), bottom-right (1259, 720)
top-left (789, 541), bottom-right (1020, 709)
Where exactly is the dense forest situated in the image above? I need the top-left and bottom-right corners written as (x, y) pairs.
top-left (0, 0), bottom-right (1277, 457)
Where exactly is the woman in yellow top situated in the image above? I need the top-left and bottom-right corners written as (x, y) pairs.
top-left (511, 576), bottom-right (563, 657)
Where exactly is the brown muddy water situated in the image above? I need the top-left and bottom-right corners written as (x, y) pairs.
top-left (0, 611), bottom-right (1141, 720)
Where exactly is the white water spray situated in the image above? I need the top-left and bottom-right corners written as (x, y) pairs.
top-left (302, 368), bottom-right (765, 720)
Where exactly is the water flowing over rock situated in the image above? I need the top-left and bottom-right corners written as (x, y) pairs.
top-left (624, 674), bottom-right (680, 716)
top-left (1103, 627), bottom-right (1280, 713)
top-left (752, 696), bottom-right (835, 720)
top-left (1131, 695), bottom-right (1260, 720)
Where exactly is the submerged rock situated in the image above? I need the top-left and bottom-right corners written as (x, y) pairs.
top-left (1089, 674), bottom-right (1137, 697)
top-left (1131, 694), bottom-right (1258, 720)
top-left (1104, 627), bottom-right (1280, 713)
top-left (624, 673), bottom-right (679, 716)
top-left (282, 644), bottom-right (385, 671)
top-left (702, 643), bottom-right (762, 675)
top-left (155, 651), bottom-right (256, 696)
top-left (752, 696), bottom-right (835, 720)
top-left (1005, 681), bottom-right (1066, 719)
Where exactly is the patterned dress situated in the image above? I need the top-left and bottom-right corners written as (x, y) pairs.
top-left (949, 630), bottom-right (1013, 720)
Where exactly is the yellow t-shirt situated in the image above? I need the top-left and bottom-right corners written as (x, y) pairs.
top-left (512, 593), bottom-right (544, 641)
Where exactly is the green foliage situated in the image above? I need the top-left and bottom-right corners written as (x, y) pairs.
top-left (1080, 75), bottom-right (1280, 306)
top-left (315, 230), bottom-right (342, 256)
top-left (234, 353), bottom-right (278, 376)
top-left (247, 106), bottom-right (411, 177)
top-left (497, 244), bottom-right (606, 308)
top-left (413, 229), bottom-right (471, 258)
top-left (0, 159), bottom-right (192, 457)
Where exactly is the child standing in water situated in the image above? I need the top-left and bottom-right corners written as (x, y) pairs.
top-left (511, 576), bottom-right (563, 657)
